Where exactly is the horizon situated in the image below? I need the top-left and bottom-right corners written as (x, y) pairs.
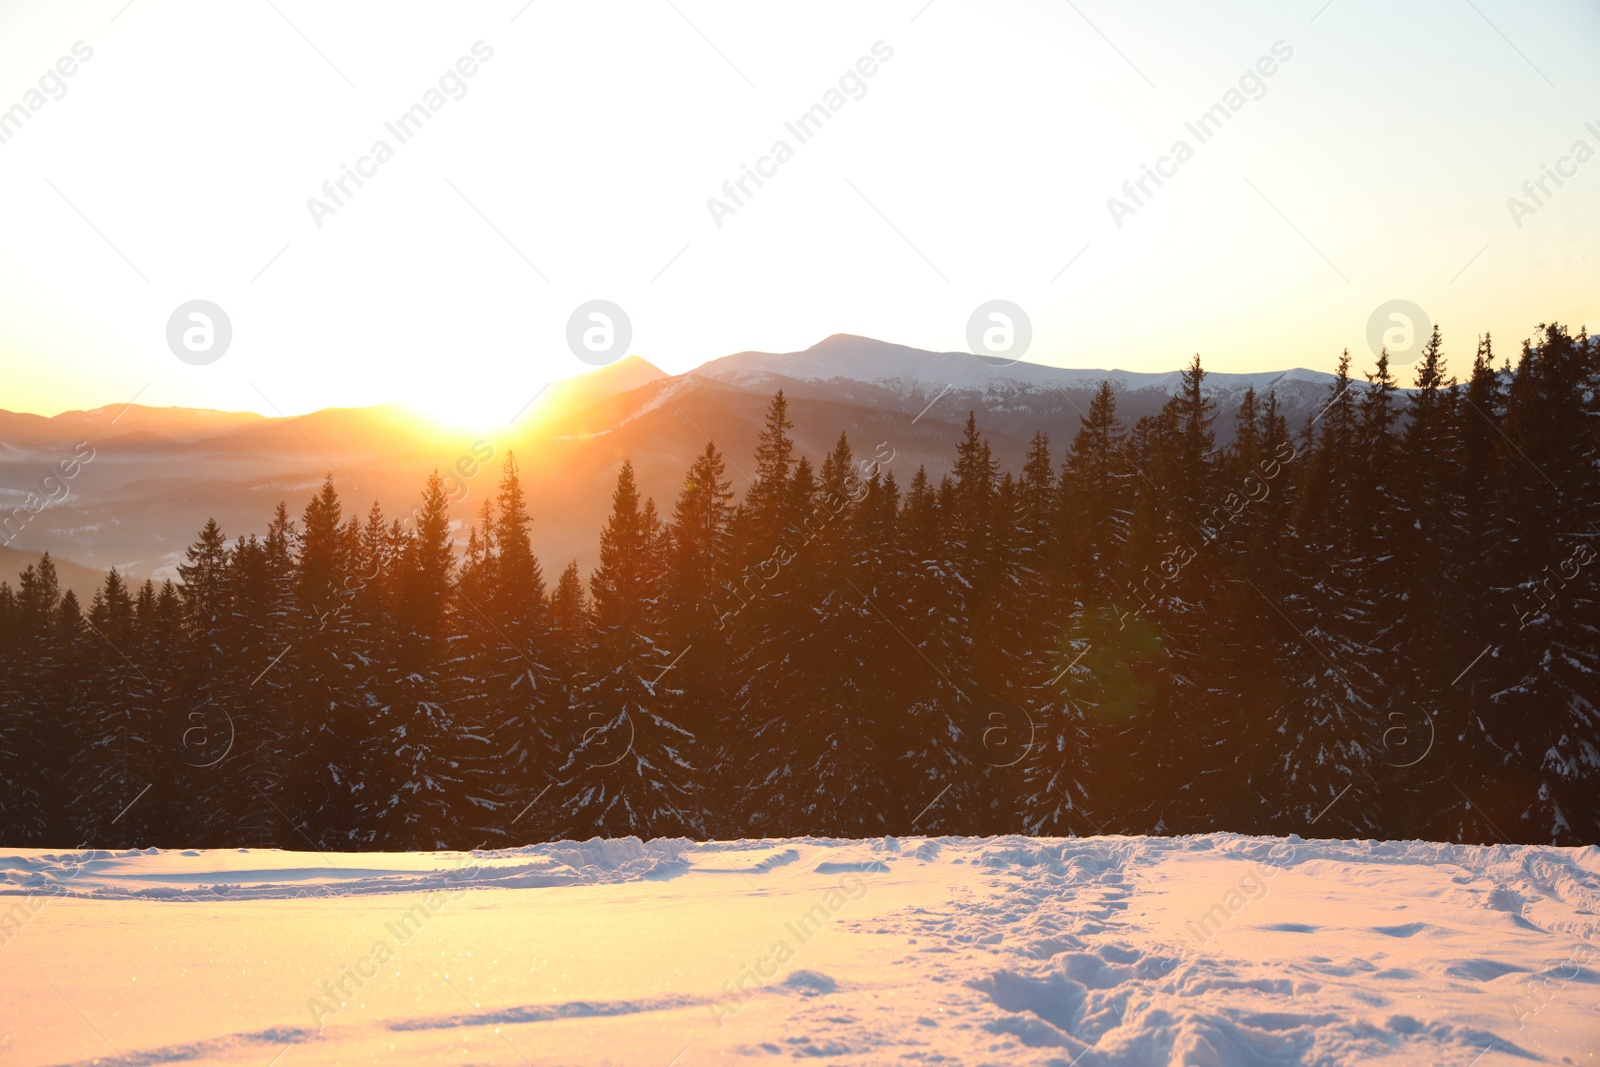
top-left (0, 326), bottom-right (1483, 422)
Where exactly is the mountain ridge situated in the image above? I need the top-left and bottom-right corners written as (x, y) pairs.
top-left (1, 335), bottom-right (1346, 430)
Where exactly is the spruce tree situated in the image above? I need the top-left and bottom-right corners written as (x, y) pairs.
top-left (560, 462), bottom-right (695, 837)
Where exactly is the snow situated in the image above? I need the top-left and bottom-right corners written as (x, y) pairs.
top-left (2, 834), bottom-right (1597, 1065)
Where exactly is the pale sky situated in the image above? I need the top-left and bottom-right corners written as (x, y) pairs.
top-left (1, 0), bottom-right (1597, 425)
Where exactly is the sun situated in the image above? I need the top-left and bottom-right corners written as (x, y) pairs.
top-left (398, 375), bottom-right (572, 437)
top-left (400, 389), bottom-right (505, 435)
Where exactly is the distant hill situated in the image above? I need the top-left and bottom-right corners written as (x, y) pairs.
top-left (701, 333), bottom-right (1339, 401)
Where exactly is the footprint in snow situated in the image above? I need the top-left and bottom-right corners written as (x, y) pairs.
top-left (783, 970), bottom-right (838, 996)
top-left (1373, 922), bottom-right (1428, 937)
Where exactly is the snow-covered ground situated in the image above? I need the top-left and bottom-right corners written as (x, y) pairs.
top-left (2, 835), bottom-right (1597, 1066)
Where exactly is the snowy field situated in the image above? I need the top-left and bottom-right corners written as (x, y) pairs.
top-left (2, 835), bottom-right (1597, 1066)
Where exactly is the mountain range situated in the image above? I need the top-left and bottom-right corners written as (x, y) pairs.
top-left (0, 335), bottom-right (1349, 596)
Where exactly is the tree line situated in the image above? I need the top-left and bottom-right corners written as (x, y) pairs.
top-left (1, 322), bottom-right (1595, 848)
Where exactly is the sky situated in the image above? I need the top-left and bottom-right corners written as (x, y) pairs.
top-left (0, 0), bottom-right (1596, 425)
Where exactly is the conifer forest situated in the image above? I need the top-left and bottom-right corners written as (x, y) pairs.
top-left (2, 325), bottom-right (1596, 850)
